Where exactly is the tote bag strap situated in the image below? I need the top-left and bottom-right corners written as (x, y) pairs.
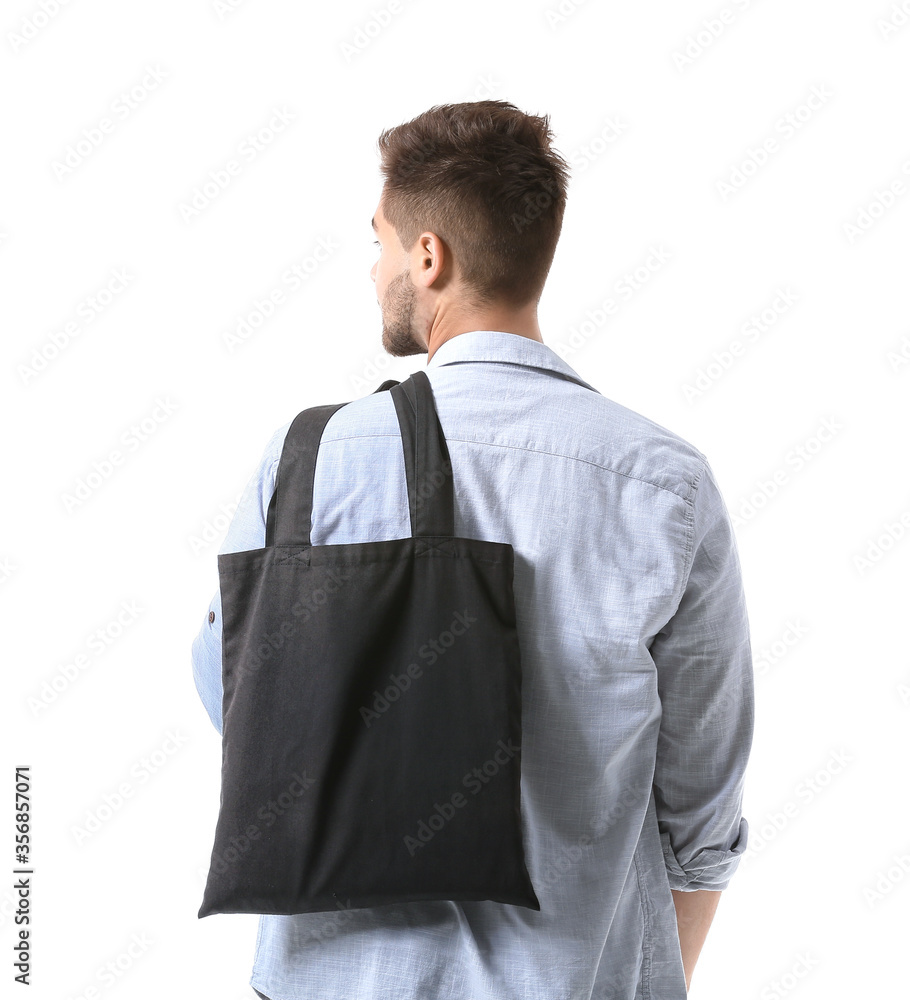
top-left (266, 401), bottom-right (348, 547)
top-left (266, 378), bottom-right (400, 547)
top-left (389, 369), bottom-right (455, 538)
top-left (267, 370), bottom-right (454, 546)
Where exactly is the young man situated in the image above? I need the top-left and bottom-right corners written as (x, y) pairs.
top-left (192, 100), bottom-right (754, 1000)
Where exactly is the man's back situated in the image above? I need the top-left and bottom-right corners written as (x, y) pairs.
top-left (192, 329), bottom-right (754, 1000)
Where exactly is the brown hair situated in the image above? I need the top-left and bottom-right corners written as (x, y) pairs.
top-left (376, 100), bottom-right (570, 308)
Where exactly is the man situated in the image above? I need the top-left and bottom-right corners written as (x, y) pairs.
top-left (192, 100), bottom-right (754, 1000)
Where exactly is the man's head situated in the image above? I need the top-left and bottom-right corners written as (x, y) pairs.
top-left (371, 101), bottom-right (570, 360)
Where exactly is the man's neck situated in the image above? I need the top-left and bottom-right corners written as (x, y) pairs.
top-left (425, 312), bottom-right (542, 363)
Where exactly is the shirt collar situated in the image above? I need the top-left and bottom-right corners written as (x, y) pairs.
top-left (424, 330), bottom-right (600, 393)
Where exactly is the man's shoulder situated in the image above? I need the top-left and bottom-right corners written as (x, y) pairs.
top-left (538, 386), bottom-right (709, 502)
top-left (268, 388), bottom-right (399, 455)
top-left (599, 392), bottom-right (706, 461)
top-left (268, 381), bottom-right (709, 501)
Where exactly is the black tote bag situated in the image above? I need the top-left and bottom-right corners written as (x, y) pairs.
top-left (198, 369), bottom-right (540, 917)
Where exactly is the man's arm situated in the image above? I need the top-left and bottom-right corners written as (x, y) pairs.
top-left (670, 888), bottom-right (722, 993)
top-left (648, 457), bottom-right (755, 991)
top-left (190, 422), bottom-right (289, 734)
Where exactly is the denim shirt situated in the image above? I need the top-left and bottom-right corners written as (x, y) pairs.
top-left (192, 329), bottom-right (754, 1000)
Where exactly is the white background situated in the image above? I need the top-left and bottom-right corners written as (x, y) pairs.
top-left (3, 0), bottom-right (909, 997)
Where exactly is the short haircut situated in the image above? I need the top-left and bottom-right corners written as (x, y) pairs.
top-left (376, 100), bottom-right (570, 308)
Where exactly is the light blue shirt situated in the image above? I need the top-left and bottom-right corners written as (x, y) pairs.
top-left (192, 329), bottom-right (754, 1000)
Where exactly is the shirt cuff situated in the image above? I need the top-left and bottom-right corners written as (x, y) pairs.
top-left (661, 817), bottom-right (749, 891)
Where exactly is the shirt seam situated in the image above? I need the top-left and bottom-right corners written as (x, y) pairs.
top-left (315, 432), bottom-right (695, 501)
top-left (633, 844), bottom-right (653, 1000)
top-left (659, 460), bottom-right (702, 619)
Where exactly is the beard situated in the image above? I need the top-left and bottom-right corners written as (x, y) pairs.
top-left (380, 268), bottom-right (427, 358)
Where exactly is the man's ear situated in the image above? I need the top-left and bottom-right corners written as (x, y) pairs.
top-left (415, 231), bottom-right (450, 289)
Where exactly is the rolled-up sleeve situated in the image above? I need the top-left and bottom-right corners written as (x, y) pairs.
top-left (649, 457), bottom-right (755, 891)
top-left (190, 422), bottom-right (290, 737)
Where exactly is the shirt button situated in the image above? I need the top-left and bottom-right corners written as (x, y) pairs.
top-left (209, 611), bottom-right (215, 624)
